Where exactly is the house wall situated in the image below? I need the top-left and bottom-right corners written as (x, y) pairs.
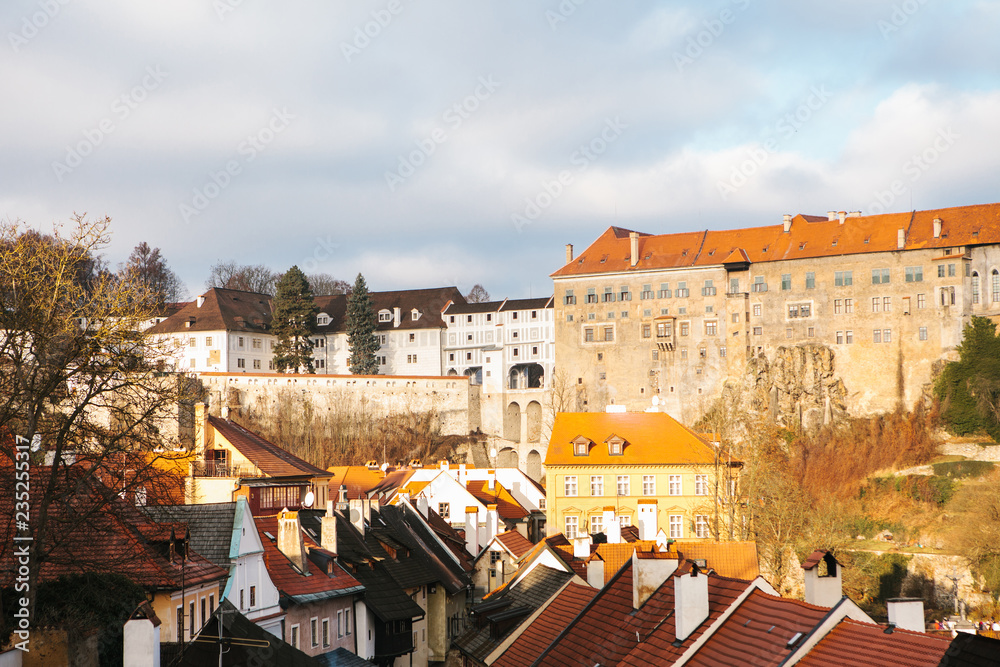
top-left (284, 597), bottom-right (357, 657)
top-left (226, 502), bottom-right (283, 631)
top-left (151, 580), bottom-right (222, 644)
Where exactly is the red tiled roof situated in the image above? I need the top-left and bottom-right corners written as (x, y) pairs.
top-left (467, 480), bottom-right (530, 520)
top-left (327, 466), bottom-right (386, 500)
top-left (685, 588), bottom-right (834, 666)
top-left (551, 203), bottom-right (1000, 278)
top-left (546, 412), bottom-right (720, 467)
top-left (495, 531), bottom-right (534, 559)
top-left (796, 618), bottom-right (950, 667)
top-left (211, 417), bottom-right (329, 478)
top-left (493, 582), bottom-right (596, 667)
top-left (255, 515), bottom-right (363, 599)
top-left (675, 541), bottom-right (759, 580)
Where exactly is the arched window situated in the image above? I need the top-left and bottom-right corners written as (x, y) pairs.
top-left (972, 272), bottom-right (980, 304)
top-left (993, 269), bottom-right (1000, 302)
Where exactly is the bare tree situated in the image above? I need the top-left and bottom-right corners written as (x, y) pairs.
top-left (205, 260), bottom-right (277, 295)
top-left (465, 284), bottom-right (490, 303)
top-left (306, 273), bottom-right (351, 296)
top-left (119, 241), bottom-right (187, 308)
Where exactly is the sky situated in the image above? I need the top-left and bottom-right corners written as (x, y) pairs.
top-left (3, 1), bottom-right (1000, 301)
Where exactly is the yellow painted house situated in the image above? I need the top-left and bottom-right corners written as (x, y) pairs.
top-left (544, 411), bottom-right (739, 541)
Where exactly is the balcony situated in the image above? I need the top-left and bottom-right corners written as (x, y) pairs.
top-left (191, 460), bottom-right (257, 478)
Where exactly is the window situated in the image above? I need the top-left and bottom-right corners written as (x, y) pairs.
top-left (253, 359), bottom-right (261, 370)
top-left (873, 329), bottom-right (882, 343)
top-left (584, 327), bottom-right (595, 342)
top-left (781, 274), bottom-right (791, 290)
top-left (188, 337), bottom-right (196, 347)
top-left (680, 322), bottom-right (689, 336)
top-left (310, 618), bottom-right (319, 647)
top-left (409, 333), bottom-right (415, 342)
top-left (176, 607), bottom-right (184, 641)
top-left (692, 474), bottom-right (707, 496)
top-left (720, 346), bottom-right (727, 357)
top-left (618, 515), bottom-right (632, 527)
top-left (883, 329), bottom-right (891, 343)
top-left (209, 594), bottom-right (214, 613)
top-left (883, 296), bottom-right (891, 312)
top-left (590, 515), bottom-right (604, 535)
top-left (616, 475), bottom-right (630, 496)
top-left (291, 624), bottom-right (300, 650)
top-left (438, 502), bottom-right (449, 519)
top-left (871, 297), bottom-right (880, 313)
top-left (753, 326), bottom-right (762, 336)
top-left (565, 516), bottom-right (578, 539)
top-left (205, 336), bottom-right (212, 347)
top-left (695, 515), bottom-right (710, 538)
top-left (732, 312), bottom-right (740, 323)
top-left (345, 609), bottom-right (351, 635)
top-left (941, 286), bottom-right (956, 306)
top-left (604, 327), bottom-right (614, 342)
top-left (656, 322), bottom-right (672, 337)
top-left (668, 475), bottom-right (681, 495)
top-left (641, 284), bottom-right (654, 299)
top-left (658, 283), bottom-right (671, 298)
top-left (846, 330), bottom-right (853, 344)
top-left (834, 299), bottom-right (842, 314)
top-left (620, 286), bottom-right (631, 301)
top-left (835, 271), bottom-right (852, 287)
top-left (702, 280), bottom-right (716, 296)
top-left (323, 618), bottom-right (331, 646)
top-left (591, 475), bottom-right (603, 496)
top-left (949, 263), bottom-right (956, 277)
top-left (729, 277), bottom-right (739, 293)
top-left (919, 326), bottom-right (928, 341)
top-left (845, 298), bottom-right (854, 314)
top-left (564, 289), bottom-right (576, 305)
top-left (642, 324), bottom-right (651, 338)
top-left (676, 282), bottom-right (689, 298)
top-left (917, 293), bottom-right (926, 309)
top-left (586, 288), bottom-right (598, 303)
top-left (905, 266), bottom-right (923, 282)
top-left (972, 273), bottom-right (980, 304)
top-left (872, 268), bottom-right (890, 284)
top-left (252, 338), bottom-right (262, 349)
top-left (836, 330), bottom-right (843, 344)
top-left (318, 315), bottom-right (329, 325)
top-left (705, 321), bottom-right (717, 336)
top-left (993, 270), bottom-right (1000, 302)
top-left (753, 304), bottom-right (762, 317)
top-left (201, 598), bottom-right (206, 628)
top-left (250, 586), bottom-right (256, 607)
top-left (190, 601), bottom-right (195, 635)
top-left (669, 515), bottom-right (683, 539)
top-left (406, 354), bottom-right (417, 363)
top-left (237, 336), bottom-right (244, 348)
top-left (752, 276), bottom-right (767, 292)
top-left (564, 476), bottom-right (578, 497)
top-left (805, 272), bottom-right (815, 289)
top-left (378, 356), bottom-right (386, 365)
top-left (237, 358), bottom-right (245, 369)
top-left (603, 287), bottom-right (616, 302)
top-left (643, 475), bottom-right (656, 495)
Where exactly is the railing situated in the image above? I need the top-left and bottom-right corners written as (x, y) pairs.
top-left (190, 460), bottom-right (257, 478)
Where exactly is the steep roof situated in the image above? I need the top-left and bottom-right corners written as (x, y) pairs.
top-left (148, 287), bottom-right (272, 334)
top-left (467, 481), bottom-right (530, 520)
top-left (796, 617), bottom-right (950, 667)
top-left (545, 412), bottom-right (721, 467)
top-left (141, 502), bottom-right (238, 567)
top-left (210, 417), bottom-right (330, 478)
top-left (327, 466), bottom-right (387, 500)
top-left (444, 299), bottom-right (507, 315)
top-left (675, 541), bottom-right (760, 580)
top-left (314, 286), bottom-right (466, 333)
top-left (493, 582), bottom-right (597, 667)
top-left (551, 203), bottom-right (1000, 278)
top-left (495, 531), bottom-right (534, 559)
top-left (374, 504), bottom-right (471, 595)
top-left (499, 297), bottom-right (554, 311)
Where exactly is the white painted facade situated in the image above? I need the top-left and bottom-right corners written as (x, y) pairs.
top-left (224, 498), bottom-right (284, 637)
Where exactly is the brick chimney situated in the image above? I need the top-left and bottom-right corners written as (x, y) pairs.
top-left (321, 500), bottom-right (338, 553)
top-left (633, 550), bottom-right (678, 609)
top-left (630, 232), bottom-right (639, 266)
top-left (277, 509), bottom-right (308, 573)
top-left (675, 565), bottom-right (710, 641)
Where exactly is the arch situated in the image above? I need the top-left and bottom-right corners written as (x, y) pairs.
top-left (972, 271), bottom-right (980, 304)
top-left (508, 363), bottom-right (545, 389)
top-left (497, 447), bottom-right (518, 468)
top-left (993, 269), bottom-right (999, 302)
top-left (463, 367), bottom-right (483, 385)
top-left (526, 401), bottom-right (542, 442)
top-left (504, 402), bottom-right (521, 442)
top-left (526, 450), bottom-right (542, 482)
top-left (446, 368), bottom-right (458, 376)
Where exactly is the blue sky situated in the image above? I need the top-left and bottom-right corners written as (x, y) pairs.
top-left (3, 1), bottom-right (999, 300)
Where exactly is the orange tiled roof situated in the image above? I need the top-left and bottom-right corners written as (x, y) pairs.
top-left (545, 412), bottom-right (719, 466)
top-left (551, 203), bottom-right (1000, 278)
top-left (495, 530), bottom-right (534, 559)
top-left (466, 480), bottom-right (530, 520)
top-left (493, 582), bottom-right (596, 667)
top-left (796, 617), bottom-right (949, 667)
top-left (327, 466), bottom-right (386, 500)
top-left (675, 541), bottom-right (759, 580)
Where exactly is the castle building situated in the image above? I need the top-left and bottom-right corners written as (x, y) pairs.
top-left (551, 203), bottom-right (1000, 425)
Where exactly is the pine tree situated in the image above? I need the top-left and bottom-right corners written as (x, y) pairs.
top-left (347, 273), bottom-right (380, 375)
top-left (271, 266), bottom-right (319, 373)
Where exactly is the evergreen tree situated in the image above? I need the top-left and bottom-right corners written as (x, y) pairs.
top-left (271, 265), bottom-right (319, 373)
top-left (936, 316), bottom-right (1000, 441)
top-left (346, 273), bottom-right (380, 375)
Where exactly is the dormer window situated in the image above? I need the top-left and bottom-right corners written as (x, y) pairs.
top-left (605, 434), bottom-right (627, 456)
top-left (411, 309), bottom-right (420, 321)
top-left (378, 310), bottom-right (392, 322)
top-left (572, 436), bottom-right (592, 456)
top-left (317, 314), bottom-right (329, 325)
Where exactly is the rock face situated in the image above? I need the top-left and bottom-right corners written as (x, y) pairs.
top-left (748, 344), bottom-right (848, 431)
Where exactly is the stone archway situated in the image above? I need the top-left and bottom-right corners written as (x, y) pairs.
top-left (497, 447), bottom-right (518, 468)
top-left (526, 449), bottom-right (542, 481)
top-left (504, 402), bottom-right (521, 442)
top-left (526, 401), bottom-right (542, 442)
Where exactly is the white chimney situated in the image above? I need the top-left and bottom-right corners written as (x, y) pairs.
top-left (603, 507), bottom-right (620, 544)
top-left (802, 551), bottom-right (843, 607)
top-left (573, 534), bottom-right (592, 559)
top-left (458, 463), bottom-right (467, 487)
top-left (440, 459), bottom-right (449, 471)
top-left (277, 509), bottom-right (308, 573)
top-left (839, 211), bottom-right (847, 224)
top-left (587, 557), bottom-right (605, 588)
top-left (321, 501), bottom-right (338, 553)
top-left (196, 295), bottom-right (205, 308)
top-left (633, 550), bottom-right (678, 609)
top-left (827, 210), bottom-right (837, 221)
top-left (349, 499), bottom-right (368, 535)
top-left (887, 598), bottom-right (925, 633)
top-left (465, 507), bottom-right (479, 556)
top-left (416, 495), bottom-right (429, 518)
top-left (897, 228), bottom-right (906, 249)
top-left (933, 217), bottom-right (942, 238)
top-left (566, 243), bottom-right (574, 263)
top-left (782, 214), bottom-right (792, 233)
top-left (675, 567), bottom-right (710, 641)
top-left (486, 504), bottom-right (499, 544)
top-left (338, 484), bottom-right (348, 504)
top-left (637, 500), bottom-right (658, 541)
top-left (849, 210), bottom-right (862, 217)
top-left (393, 307), bottom-right (401, 327)
top-left (630, 231), bottom-right (639, 266)
top-left (123, 602), bottom-right (161, 667)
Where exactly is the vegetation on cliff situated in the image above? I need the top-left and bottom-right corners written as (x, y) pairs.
top-left (935, 315), bottom-right (1000, 442)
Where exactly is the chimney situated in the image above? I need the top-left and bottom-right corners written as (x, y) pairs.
top-left (802, 550), bottom-right (843, 607)
top-left (440, 459), bottom-right (449, 472)
top-left (487, 471), bottom-right (495, 490)
top-left (887, 598), bottom-right (925, 633)
top-left (675, 566), bottom-right (710, 641)
top-left (849, 210), bottom-right (862, 217)
top-left (277, 509), bottom-right (308, 573)
top-left (416, 495), bottom-right (429, 518)
top-left (587, 555), bottom-right (605, 588)
top-left (321, 501), bottom-right (338, 553)
top-left (827, 210), bottom-right (837, 221)
top-left (393, 307), bottom-right (401, 328)
top-left (630, 232), bottom-right (639, 266)
top-left (465, 507), bottom-right (479, 556)
top-left (457, 463), bottom-right (467, 487)
top-left (338, 485), bottom-right (348, 504)
top-left (573, 534), bottom-right (592, 559)
top-left (933, 217), bottom-right (942, 238)
top-left (782, 214), bottom-right (792, 233)
top-left (194, 403), bottom-right (207, 454)
top-left (633, 550), bottom-right (678, 609)
top-left (637, 500), bottom-right (658, 541)
top-left (897, 228), bottom-right (906, 250)
top-left (486, 504), bottom-right (499, 543)
top-left (839, 211), bottom-right (847, 224)
top-left (123, 602), bottom-right (161, 667)
top-left (196, 295), bottom-right (205, 308)
top-left (603, 507), bottom-right (620, 544)
top-left (566, 243), bottom-right (574, 263)
top-left (348, 499), bottom-right (368, 534)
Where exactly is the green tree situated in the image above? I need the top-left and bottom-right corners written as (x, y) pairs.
top-left (346, 273), bottom-right (379, 375)
top-left (936, 316), bottom-right (1000, 441)
top-left (271, 265), bottom-right (319, 373)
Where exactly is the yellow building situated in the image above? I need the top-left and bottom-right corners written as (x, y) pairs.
top-left (544, 411), bottom-right (738, 541)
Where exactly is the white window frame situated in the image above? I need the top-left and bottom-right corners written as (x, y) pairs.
top-left (590, 475), bottom-right (603, 496)
top-left (669, 515), bottom-right (683, 539)
top-left (642, 475), bottom-right (655, 496)
top-left (695, 474), bottom-right (708, 496)
top-left (564, 475), bottom-right (578, 497)
top-left (565, 516), bottom-right (578, 539)
top-left (616, 475), bottom-right (629, 496)
top-left (668, 474), bottom-right (681, 496)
